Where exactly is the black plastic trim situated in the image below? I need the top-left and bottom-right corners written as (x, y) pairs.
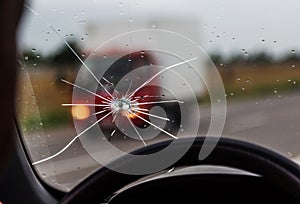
top-left (0, 123), bottom-right (60, 204)
top-left (61, 137), bottom-right (300, 203)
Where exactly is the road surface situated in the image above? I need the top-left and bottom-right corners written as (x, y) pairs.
top-left (26, 91), bottom-right (300, 191)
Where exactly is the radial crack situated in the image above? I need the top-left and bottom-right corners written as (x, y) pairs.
top-left (126, 115), bottom-right (147, 146)
top-left (62, 104), bottom-right (110, 107)
top-left (127, 57), bottom-right (197, 99)
top-left (134, 100), bottom-right (183, 106)
top-left (133, 109), bottom-right (170, 122)
top-left (91, 109), bottom-right (108, 116)
top-left (61, 79), bottom-right (112, 103)
top-left (32, 111), bottom-right (113, 165)
top-left (130, 111), bottom-right (178, 139)
top-left (24, 4), bottom-right (115, 99)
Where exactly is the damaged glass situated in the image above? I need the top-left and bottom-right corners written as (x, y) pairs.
top-left (17, 0), bottom-right (300, 192)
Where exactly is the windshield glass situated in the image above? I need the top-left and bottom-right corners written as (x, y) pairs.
top-left (17, 0), bottom-right (300, 191)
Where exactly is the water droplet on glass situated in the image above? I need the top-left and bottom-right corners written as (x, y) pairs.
top-left (129, 19), bottom-right (134, 23)
top-left (152, 24), bottom-right (156, 28)
top-left (273, 90), bottom-right (278, 94)
top-left (287, 152), bottom-right (293, 157)
top-left (291, 50), bottom-right (296, 54)
top-left (24, 56), bottom-right (29, 60)
top-left (32, 48), bottom-right (36, 52)
top-left (291, 65), bottom-right (296, 68)
top-left (40, 122), bottom-right (43, 126)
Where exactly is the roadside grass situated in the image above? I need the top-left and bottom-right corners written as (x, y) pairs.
top-left (17, 63), bottom-right (300, 129)
top-left (18, 108), bottom-right (72, 131)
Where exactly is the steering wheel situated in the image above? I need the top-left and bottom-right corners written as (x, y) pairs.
top-left (60, 137), bottom-right (300, 203)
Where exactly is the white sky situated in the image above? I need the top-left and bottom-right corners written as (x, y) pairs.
top-left (19, 0), bottom-right (300, 59)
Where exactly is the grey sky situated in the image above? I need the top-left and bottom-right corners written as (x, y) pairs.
top-left (19, 0), bottom-right (300, 59)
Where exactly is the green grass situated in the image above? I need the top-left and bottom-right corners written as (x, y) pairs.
top-left (224, 80), bottom-right (300, 100)
top-left (19, 109), bottom-right (72, 131)
top-left (198, 79), bottom-right (300, 104)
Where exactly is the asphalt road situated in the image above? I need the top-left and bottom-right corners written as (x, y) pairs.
top-left (29, 91), bottom-right (300, 191)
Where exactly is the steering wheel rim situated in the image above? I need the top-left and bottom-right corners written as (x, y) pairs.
top-left (60, 137), bottom-right (300, 203)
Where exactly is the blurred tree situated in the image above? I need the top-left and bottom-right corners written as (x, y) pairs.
top-left (280, 53), bottom-right (300, 63)
top-left (48, 40), bottom-right (82, 66)
top-left (47, 40), bottom-right (83, 87)
top-left (227, 53), bottom-right (247, 65)
top-left (209, 52), bottom-right (223, 66)
top-left (247, 51), bottom-right (273, 64)
top-left (21, 50), bottom-right (44, 66)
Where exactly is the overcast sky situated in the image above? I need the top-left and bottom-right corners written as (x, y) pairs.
top-left (19, 0), bottom-right (300, 59)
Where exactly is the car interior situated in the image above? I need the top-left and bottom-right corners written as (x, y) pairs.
top-left (1, 0), bottom-right (300, 203)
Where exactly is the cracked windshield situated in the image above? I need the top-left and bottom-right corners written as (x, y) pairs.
top-left (17, 0), bottom-right (300, 191)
